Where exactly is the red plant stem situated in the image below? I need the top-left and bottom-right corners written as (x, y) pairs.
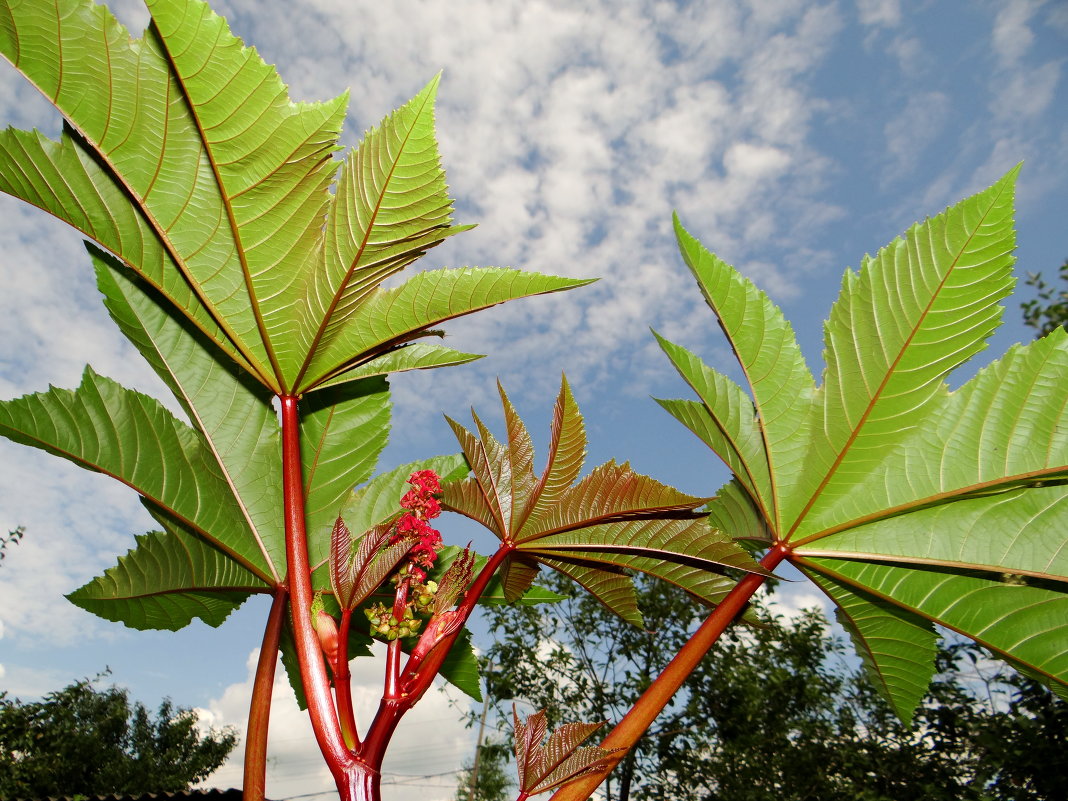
top-left (383, 578), bottom-right (412, 698)
top-left (337, 767), bottom-right (380, 801)
top-left (280, 396), bottom-right (356, 781)
top-left (360, 545), bottom-right (513, 769)
top-left (548, 543), bottom-right (791, 801)
top-left (384, 640), bottom-right (402, 699)
top-left (243, 586), bottom-right (287, 801)
top-left (336, 608), bottom-right (360, 750)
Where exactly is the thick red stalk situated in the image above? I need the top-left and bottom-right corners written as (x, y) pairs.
top-left (243, 586), bottom-right (287, 801)
top-left (280, 396), bottom-right (371, 795)
top-left (548, 543), bottom-right (791, 801)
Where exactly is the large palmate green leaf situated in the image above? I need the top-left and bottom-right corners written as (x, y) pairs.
top-left (443, 378), bottom-right (767, 626)
top-left (661, 167), bottom-right (1068, 721)
top-left (0, 0), bottom-right (588, 395)
top-left (92, 247), bottom-right (286, 582)
top-left (0, 127), bottom-right (251, 373)
top-left (671, 214), bottom-right (815, 530)
top-left (143, 0), bottom-right (347, 386)
top-left (0, 0), bottom-right (599, 788)
top-left (66, 520), bottom-right (269, 631)
top-left (299, 268), bottom-right (593, 390)
top-left (0, 365), bottom-right (274, 580)
top-left (99, 236), bottom-right (402, 568)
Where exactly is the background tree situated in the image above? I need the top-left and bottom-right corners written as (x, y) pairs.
top-left (470, 573), bottom-right (1067, 801)
top-left (959, 658), bottom-right (1068, 801)
top-left (1020, 258), bottom-right (1068, 337)
top-left (0, 674), bottom-right (237, 799)
top-left (454, 740), bottom-right (513, 801)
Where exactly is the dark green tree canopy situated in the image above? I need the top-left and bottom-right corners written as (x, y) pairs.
top-left (0, 675), bottom-right (237, 799)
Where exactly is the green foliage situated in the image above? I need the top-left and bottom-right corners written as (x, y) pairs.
top-left (662, 167), bottom-right (1068, 720)
top-left (1020, 258), bottom-right (1068, 338)
top-left (0, 675), bottom-right (236, 799)
top-left (966, 659), bottom-right (1068, 801)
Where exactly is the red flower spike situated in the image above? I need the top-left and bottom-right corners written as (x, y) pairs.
top-left (408, 470), bottom-right (442, 496)
top-left (400, 486), bottom-right (443, 519)
top-left (368, 469), bottom-right (449, 641)
top-left (397, 514), bottom-right (435, 539)
top-left (419, 496), bottom-right (442, 519)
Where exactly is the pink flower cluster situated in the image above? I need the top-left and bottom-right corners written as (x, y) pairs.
top-left (390, 470), bottom-right (443, 582)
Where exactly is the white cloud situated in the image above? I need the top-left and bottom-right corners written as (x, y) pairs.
top-left (198, 647), bottom-right (474, 801)
top-left (0, 663), bottom-right (82, 699)
top-left (0, 440), bottom-right (156, 644)
top-left (991, 60), bottom-right (1060, 122)
top-left (992, 0), bottom-right (1042, 66)
top-left (1049, 2), bottom-right (1068, 35)
top-left (760, 582), bottom-right (831, 625)
top-left (724, 142), bottom-right (792, 180)
top-left (883, 91), bottom-right (950, 177)
top-left (986, 1), bottom-right (1060, 125)
top-left (885, 34), bottom-right (927, 77)
top-left (856, 0), bottom-right (901, 28)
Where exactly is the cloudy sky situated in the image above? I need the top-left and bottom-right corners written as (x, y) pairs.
top-left (0, 0), bottom-right (1065, 798)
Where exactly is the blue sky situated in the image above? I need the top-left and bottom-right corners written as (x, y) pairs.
top-left (0, 0), bottom-right (1065, 798)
